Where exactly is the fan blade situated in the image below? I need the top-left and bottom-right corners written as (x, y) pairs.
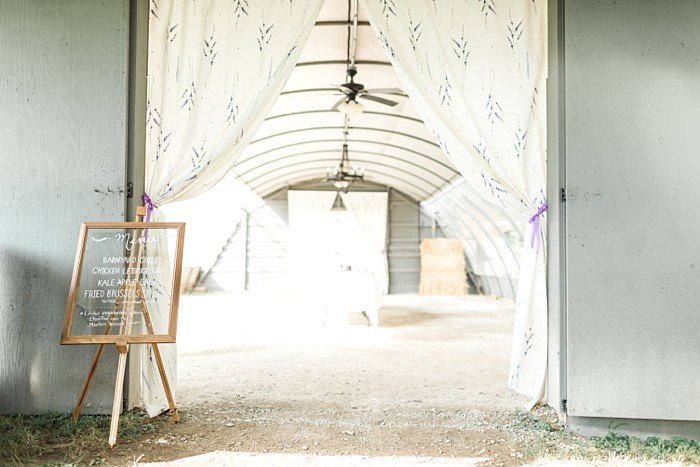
top-left (364, 87), bottom-right (405, 95)
top-left (359, 94), bottom-right (398, 106)
top-left (331, 96), bottom-right (348, 111)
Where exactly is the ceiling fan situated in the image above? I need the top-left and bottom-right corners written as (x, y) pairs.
top-left (331, 66), bottom-right (404, 113)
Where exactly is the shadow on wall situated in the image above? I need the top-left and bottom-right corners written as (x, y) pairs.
top-left (0, 248), bottom-right (117, 414)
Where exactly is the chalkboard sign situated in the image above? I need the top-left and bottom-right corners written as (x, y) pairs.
top-left (61, 222), bottom-right (185, 344)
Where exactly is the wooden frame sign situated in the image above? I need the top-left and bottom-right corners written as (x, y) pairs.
top-left (61, 221), bottom-right (185, 345)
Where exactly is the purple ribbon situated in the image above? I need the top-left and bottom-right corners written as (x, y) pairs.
top-left (528, 200), bottom-right (547, 253)
top-left (142, 193), bottom-right (157, 240)
top-left (142, 193), bottom-right (157, 222)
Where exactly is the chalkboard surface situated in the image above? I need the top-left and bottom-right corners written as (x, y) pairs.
top-left (61, 222), bottom-right (185, 344)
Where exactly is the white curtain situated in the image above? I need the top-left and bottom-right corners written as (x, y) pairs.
top-left (340, 191), bottom-right (389, 294)
top-left (361, 0), bottom-right (548, 407)
top-left (146, 0), bottom-right (324, 205)
top-left (288, 190), bottom-right (338, 274)
top-left (288, 191), bottom-right (338, 231)
top-left (142, 0), bottom-right (324, 416)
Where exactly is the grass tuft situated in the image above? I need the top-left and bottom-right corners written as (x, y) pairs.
top-left (505, 407), bottom-right (700, 466)
top-left (592, 432), bottom-right (700, 463)
top-left (508, 407), bottom-right (700, 465)
top-left (506, 407), bottom-right (589, 459)
top-left (0, 409), bottom-right (159, 465)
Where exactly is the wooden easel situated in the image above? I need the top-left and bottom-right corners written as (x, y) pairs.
top-left (72, 206), bottom-right (179, 447)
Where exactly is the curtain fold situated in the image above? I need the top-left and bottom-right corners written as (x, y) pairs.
top-left (339, 191), bottom-right (389, 295)
top-left (141, 0), bottom-right (325, 416)
top-left (288, 191), bottom-right (338, 230)
top-left (360, 0), bottom-right (548, 406)
top-left (146, 0), bottom-right (325, 205)
top-left (287, 190), bottom-right (338, 316)
top-left (288, 190), bottom-right (338, 274)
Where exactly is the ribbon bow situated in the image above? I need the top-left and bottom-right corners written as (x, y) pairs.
top-left (142, 193), bottom-right (157, 223)
top-left (142, 193), bottom-right (158, 240)
top-left (528, 200), bottom-right (547, 253)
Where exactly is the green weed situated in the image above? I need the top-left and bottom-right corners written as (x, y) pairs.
top-left (0, 410), bottom-right (159, 466)
top-left (509, 408), bottom-right (700, 465)
top-left (507, 408), bottom-right (590, 459)
top-left (592, 432), bottom-right (700, 463)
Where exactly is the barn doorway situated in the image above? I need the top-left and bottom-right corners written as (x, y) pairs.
top-left (139, 0), bottom-right (547, 460)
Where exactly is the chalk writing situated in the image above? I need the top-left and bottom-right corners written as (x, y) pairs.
top-left (62, 222), bottom-right (184, 344)
top-left (72, 227), bottom-right (175, 336)
top-left (90, 232), bottom-right (160, 252)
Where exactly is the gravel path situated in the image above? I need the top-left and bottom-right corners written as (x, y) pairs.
top-left (133, 292), bottom-right (537, 466)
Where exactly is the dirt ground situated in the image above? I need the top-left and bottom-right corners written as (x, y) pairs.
top-left (68, 292), bottom-right (556, 466)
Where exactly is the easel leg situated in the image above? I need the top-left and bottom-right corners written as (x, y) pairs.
top-left (72, 343), bottom-right (107, 422)
top-left (72, 291), bottom-right (127, 422)
top-left (109, 342), bottom-right (129, 448)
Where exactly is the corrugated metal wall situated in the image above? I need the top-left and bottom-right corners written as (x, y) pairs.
top-left (199, 214), bottom-right (247, 292)
top-left (0, 0), bottom-right (131, 414)
top-left (387, 189), bottom-right (438, 294)
top-left (202, 191), bottom-right (289, 292)
top-left (245, 193), bottom-right (290, 290)
top-left (422, 180), bottom-right (523, 301)
top-left (562, 0), bottom-right (700, 424)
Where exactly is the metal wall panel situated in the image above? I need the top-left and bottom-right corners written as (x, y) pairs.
top-left (564, 0), bottom-right (700, 420)
top-left (387, 190), bottom-right (422, 294)
top-left (200, 217), bottom-right (247, 292)
top-left (245, 199), bottom-right (290, 290)
top-left (546, 0), bottom-right (567, 414)
top-left (201, 202), bottom-right (290, 293)
top-left (0, 0), bottom-right (129, 413)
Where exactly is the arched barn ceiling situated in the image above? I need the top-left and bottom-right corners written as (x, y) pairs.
top-left (225, 0), bottom-right (523, 298)
top-left (230, 0), bottom-right (462, 202)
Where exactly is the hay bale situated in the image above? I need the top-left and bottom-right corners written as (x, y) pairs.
top-left (419, 239), bottom-right (468, 295)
